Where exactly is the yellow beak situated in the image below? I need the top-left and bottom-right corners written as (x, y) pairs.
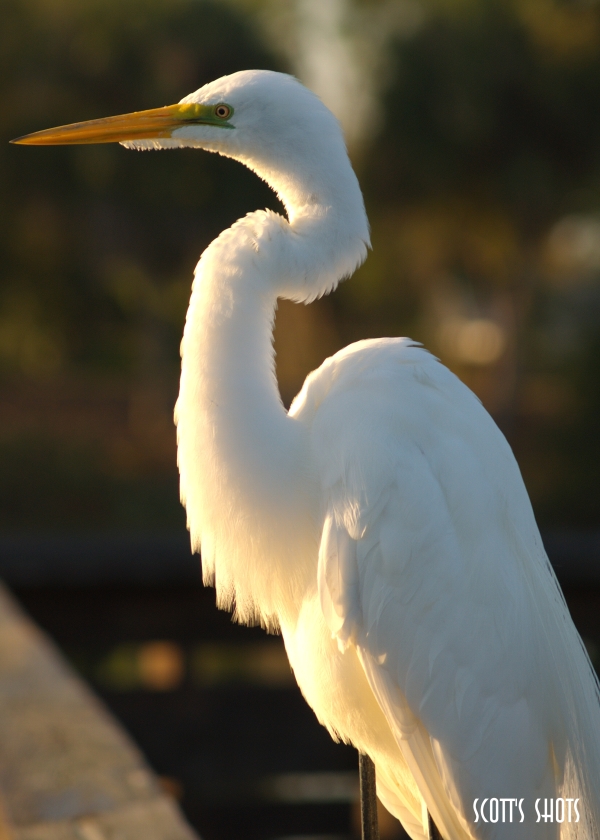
top-left (10, 102), bottom-right (230, 146)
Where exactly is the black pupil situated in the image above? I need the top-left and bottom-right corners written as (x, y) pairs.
top-left (217, 106), bottom-right (228, 117)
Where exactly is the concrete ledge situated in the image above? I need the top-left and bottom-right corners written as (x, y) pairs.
top-left (0, 583), bottom-right (199, 840)
top-left (11, 798), bottom-right (196, 840)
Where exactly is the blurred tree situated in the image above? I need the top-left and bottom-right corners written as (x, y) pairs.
top-left (330, 0), bottom-right (600, 526)
top-left (0, 0), bottom-right (286, 530)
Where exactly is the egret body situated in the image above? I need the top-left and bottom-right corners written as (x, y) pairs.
top-left (14, 69), bottom-right (600, 840)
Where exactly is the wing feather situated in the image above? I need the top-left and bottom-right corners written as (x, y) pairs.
top-left (298, 339), bottom-right (600, 839)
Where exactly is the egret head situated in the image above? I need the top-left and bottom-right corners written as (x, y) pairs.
top-left (12, 70), bottom-right (358, 216)
top-left (13, 70), bottom-right (370, 297)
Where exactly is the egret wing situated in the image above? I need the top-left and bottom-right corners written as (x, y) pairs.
top-left (302, 339), bottom-right (566, 839)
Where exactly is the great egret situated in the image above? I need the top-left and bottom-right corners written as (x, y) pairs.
top-left (13, 69), bottom-right (600, 840)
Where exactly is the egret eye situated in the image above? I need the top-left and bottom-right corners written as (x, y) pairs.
top-left (215, 104), bottom-right (232, 120)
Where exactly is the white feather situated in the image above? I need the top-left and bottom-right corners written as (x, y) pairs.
top-left (166, 70), bottom-right (600, 839)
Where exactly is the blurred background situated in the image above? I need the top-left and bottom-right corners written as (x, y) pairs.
top-left (3, 0), bottom-right (600, 838)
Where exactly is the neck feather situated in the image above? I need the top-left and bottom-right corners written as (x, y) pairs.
top-left (176, 174), bottom-right (368, 629)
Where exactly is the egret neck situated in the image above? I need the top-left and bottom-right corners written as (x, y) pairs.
top-left (176, 163), bottom-right (369, 629)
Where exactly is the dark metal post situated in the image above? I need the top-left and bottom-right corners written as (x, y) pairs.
top-left (427, 811), bottom-right (443, 839)
top-left (358, 753), bottom-right (379, 840)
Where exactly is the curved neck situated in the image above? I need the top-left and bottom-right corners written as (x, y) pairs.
top-left (177, 176), bottom-right (368, 627)
top-left (235, 142), bottom-right (370, 304)
top-left (176, 212), bottom-right (303, 628)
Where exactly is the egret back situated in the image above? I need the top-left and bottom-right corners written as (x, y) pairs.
top-left (290, 337), bottom-right (600, 838)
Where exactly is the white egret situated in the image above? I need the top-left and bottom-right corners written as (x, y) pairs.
top-left (13, 69), bottom-right (600, 840)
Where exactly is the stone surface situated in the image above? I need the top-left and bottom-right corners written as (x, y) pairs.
top-left (0, 583), bottom-right (198, 840)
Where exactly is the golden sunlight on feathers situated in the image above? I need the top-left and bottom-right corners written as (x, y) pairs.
top-left (17, 69), bottom-right (600, 840)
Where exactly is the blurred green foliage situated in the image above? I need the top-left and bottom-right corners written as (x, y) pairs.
top-left (340, 0), bottom-right (600, 526)
top-left (2, 0), bottom-right (284, 380)
top-left (1, 0), bottom-right (285, 530)
top-left (3, 0), bottom-right (600, 531)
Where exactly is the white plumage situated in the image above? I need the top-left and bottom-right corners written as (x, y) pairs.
top-left (172, 71), bottom-right (600, 840)
top-left (16, 69), bottom-right (600, 840)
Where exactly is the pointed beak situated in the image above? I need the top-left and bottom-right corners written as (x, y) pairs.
top-left (10, 102), bottom-right (227, 146)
